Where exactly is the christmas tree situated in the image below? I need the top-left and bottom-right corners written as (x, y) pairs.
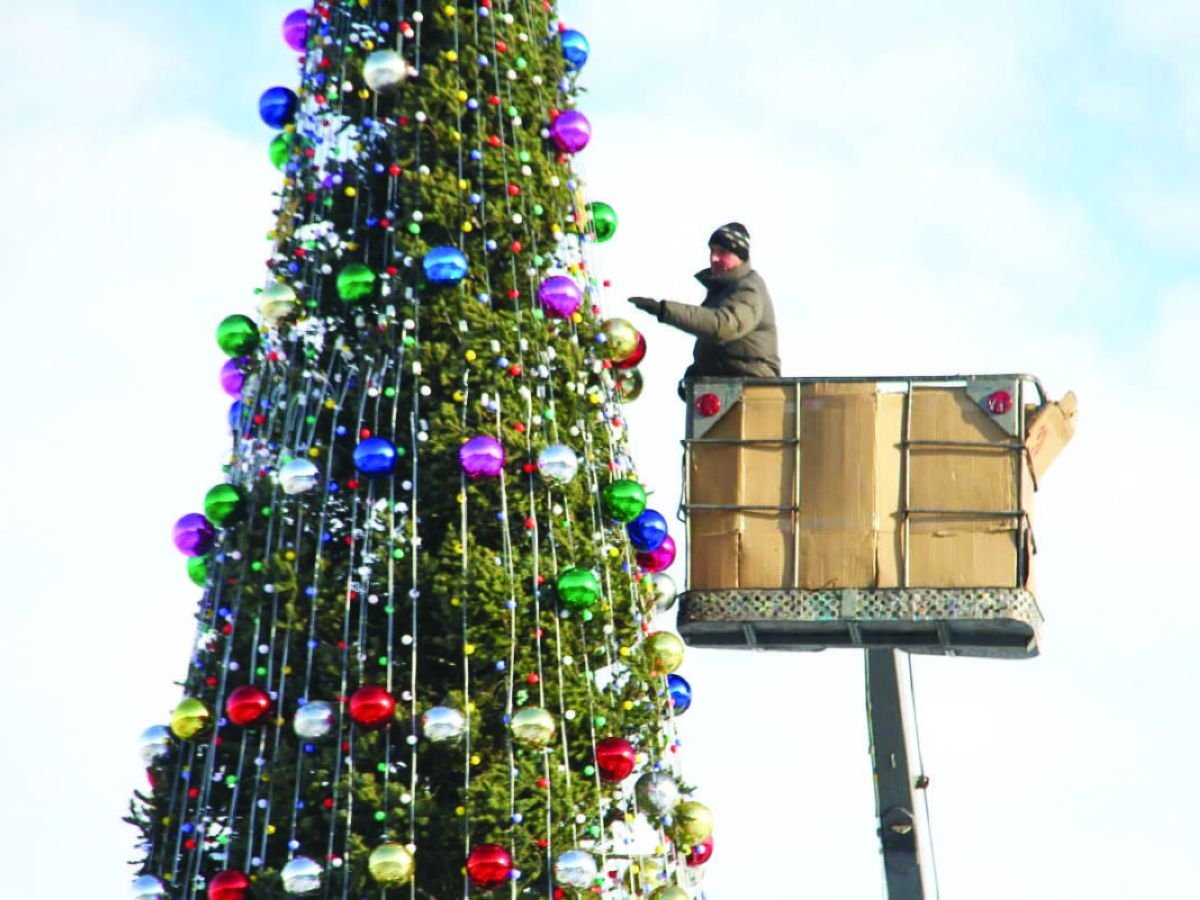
top-left (128, 3), bottom-right (708, 898)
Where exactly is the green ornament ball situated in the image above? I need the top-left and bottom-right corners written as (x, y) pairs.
top-left (186, 556), bottom-right (209, 587)
top-left (337, 263), bottom-right (377, 301)
top-left (216, 315), bottom-right (259, 358)
top-left (556, 567), bottom-right (602, 610)
top-left (268, 132), bottom-right (293, 170)
top-left (588, 202), bottom-right (618, 242)
top-left (601, 479), bottom-right (647, 523)
top-left (203, 484), bottom-right (244, 526)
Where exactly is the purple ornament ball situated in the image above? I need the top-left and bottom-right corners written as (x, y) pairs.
top-left (458, 435), bottom-right (505, 479)
top-left (173, 513), bottom-right (215, 557)
top-left (220, 359), bottom-right (246, 398)
top-left (282, 9), bottom-right (308, 52)
top-left (636, 535), bottom-right (676, 573)
top-left (537, 275), bottom-right (582, 319)
top-left (550, 109), bottom-right (592, 154)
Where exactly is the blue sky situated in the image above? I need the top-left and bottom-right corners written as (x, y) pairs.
top-left (1, 2), bottom-right (1198, 898)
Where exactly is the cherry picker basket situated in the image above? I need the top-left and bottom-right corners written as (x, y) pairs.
top-left (677, 375), bottom-right (1076, 659)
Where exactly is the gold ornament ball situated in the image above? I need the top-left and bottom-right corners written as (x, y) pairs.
top-left (643, 632), bottom-right (685, 674)
top-left (170, 697), bottom-right (211, 740)
top-left (368, 843), bottom-right (415, 886)
top-left (616, 368), bottom-right (644, 402)
top-left (651, 888), bottom-right (691, 900)
top-left (674, 801), bottom-right (714, 843)
top-left (259, 283), bottom-right (300, 327)
top-left (601, 318), bottom-right (640, 362)
top-left (510, 706), bottom-right (557, 747)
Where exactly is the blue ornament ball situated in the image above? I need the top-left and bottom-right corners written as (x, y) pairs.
top-left (560, 29), bottom-right (590, 69)
top-left (423, 246), bottom-right (469, 285)
top-left (259, 86), bottom-right (299, 128)
top-left (354, 437), bottom-right (398, 477)
top-left (627, 508), bottom-right (668, 552)
top-left (667, 673), bottom-right (692, 714)
top-left (228, 400), bottom-right (244, 432)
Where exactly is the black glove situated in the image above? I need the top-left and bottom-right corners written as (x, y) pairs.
top-left (628, 296), bottom-right (663, 318)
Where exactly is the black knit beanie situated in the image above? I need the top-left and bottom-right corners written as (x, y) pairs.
top-left (708, 222), bottom-right (750, 261)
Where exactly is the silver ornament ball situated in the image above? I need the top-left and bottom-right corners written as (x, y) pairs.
top-left (635, 771), bottom-right (681, 815)
top-left (537, 443), bottom-right (579, 484)
top-left (130, 875), bottom-right (167, 899)
top-left (649, 572), bottom-right (678, 614)
top-left (363, 50), bottom-right (407, 90)
top-left (137, 725), bottom-right (173, 766)
top-left (554, 849), bottom-right (599, 889)
top-left (279, 458), bottom-right (321, 494)
top-left (422, 705), bottom-right (466, 742)
top-left (281, 856), bottom-right (323, 895)
top-left (293, 701), bottom-right (335, 740)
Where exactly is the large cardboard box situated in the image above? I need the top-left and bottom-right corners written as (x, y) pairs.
top-left (686, 380), bottom-right (1075, 591)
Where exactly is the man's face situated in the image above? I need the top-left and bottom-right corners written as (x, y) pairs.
top-left (709, 244), bottom-right (743, 274)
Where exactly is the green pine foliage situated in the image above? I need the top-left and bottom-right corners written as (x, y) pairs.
top-left (129, 3), bottom-right (701, 899)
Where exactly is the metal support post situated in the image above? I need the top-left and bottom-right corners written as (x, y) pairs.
top-left (866, 649), bottom-right (925, 900)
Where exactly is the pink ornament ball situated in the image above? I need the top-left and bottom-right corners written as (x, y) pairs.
top-left (219, 358), bottom-right (246, 397)
top-left (537, 275), bottom-right (583, 319)
top-left (282, 9), bottom-right (308, 52)
top-left (173, 513), bottom-right (214, 557)
top-left (459, 435), bottom-right (505, 479)
top-left (550, 109), bottom-right (592, 153)
top-left (636, 535), bottom-right (676, 573)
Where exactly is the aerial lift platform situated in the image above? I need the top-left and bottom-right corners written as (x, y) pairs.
top-left (675, 374), bottom-right (1076, 898)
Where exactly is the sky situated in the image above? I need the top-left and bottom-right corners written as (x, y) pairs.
top-left (1, 1), bottom-right (1198, 897)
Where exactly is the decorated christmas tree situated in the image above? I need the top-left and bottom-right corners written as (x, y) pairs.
top-left (128, 3), bottom-right (708, 898)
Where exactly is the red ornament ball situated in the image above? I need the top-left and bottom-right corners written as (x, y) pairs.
top-left (225, 685), bottom-right (272, 727)
top-left (986, 389), bottom-right (1013, 415)
top-left (686, 835), bottom-right (714, 867)
top-left (466, 844), bottom-right (513, 890)
top-left (614, 333), bottom-right (647, 370)
top-left (209, 869), bottom-right (251, 900)
top-left (348, 685), bottom-right (396, 730)
top-left (695, 392), bottom-right (722, 417)
top-left (594, 736), bottom-right (637, 783)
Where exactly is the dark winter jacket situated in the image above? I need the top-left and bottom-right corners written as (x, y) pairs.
top-left (658, 264), bottom-right (781, 381)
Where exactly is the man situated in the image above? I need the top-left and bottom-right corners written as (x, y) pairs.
top-left (628, 222), bottom-right (780, 398)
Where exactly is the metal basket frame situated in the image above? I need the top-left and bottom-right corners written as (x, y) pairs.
top-left (677, 374), bottom-right (1049, 658)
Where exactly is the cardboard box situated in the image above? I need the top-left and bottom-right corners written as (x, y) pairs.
top-left (686, 379), bottom-right (1075, 591)
top-left (1025, 391), bottom-right (1078, 483)
top-left (905, 386), bottom-right (1020, 588)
